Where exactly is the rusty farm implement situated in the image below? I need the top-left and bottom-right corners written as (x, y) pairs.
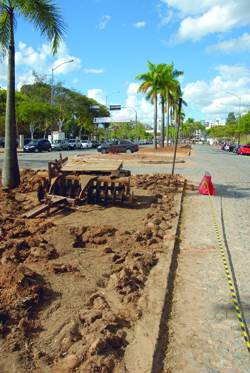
top-left (25, 154), bottom-right (134, 218)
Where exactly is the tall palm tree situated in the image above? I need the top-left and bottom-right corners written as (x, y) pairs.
top-left (136, 62), bottom-right (163, 149)
top-left (0, 0), bottom-right (67, 188)
top-left (165, 64), bottom-right (184, 147)
top-left (157, 63), bottom-right (180, 148)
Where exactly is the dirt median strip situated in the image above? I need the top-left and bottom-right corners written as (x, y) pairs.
top-left (124, 181), bottom-right (185, 372)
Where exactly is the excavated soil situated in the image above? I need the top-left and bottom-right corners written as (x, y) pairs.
top-left (0, 167), bottom-right (184, 373)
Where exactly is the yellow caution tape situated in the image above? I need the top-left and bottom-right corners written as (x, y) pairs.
top-left (205, 181), bottom-right (250, 355)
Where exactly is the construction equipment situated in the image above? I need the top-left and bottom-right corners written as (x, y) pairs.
top-left (25, 154), bottom-right (133, 218)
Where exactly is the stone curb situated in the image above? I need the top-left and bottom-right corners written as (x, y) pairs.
top-left (0, 149), bottom-right (24, 153)
top-left (124, 178), bottom-right (186, 372)
top-left (138, 159), bottom-right (185, 164)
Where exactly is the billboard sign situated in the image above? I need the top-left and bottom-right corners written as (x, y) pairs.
top-left (94, 117), bottom-right (130, 123)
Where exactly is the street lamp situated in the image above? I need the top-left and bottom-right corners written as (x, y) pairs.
top-left (226, 91), bottom-right (241, 144)
top-left (122, 106), bottom-right (139, 141)
top-left (106, 91), bottom-right (120, 107)
top-left (216, 106), bottom-right (227, 125)
top-left (51, 59), bottom-right (74, 142)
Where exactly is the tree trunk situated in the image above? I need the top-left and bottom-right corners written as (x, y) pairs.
top-left (153, 95), bottom-right (157, 149)
top-left (79, 122), bottom-right (83, 139)
top-left (161, 96), bottom-right (164, 148)
top-left (170, 107), bottom-right (173, 145)
top-left (2, 10), bottom-right (20, 188)
top-left (166, 94), bottom-right (170, 147)
top-left (175, 107), bottom-right (178, 143)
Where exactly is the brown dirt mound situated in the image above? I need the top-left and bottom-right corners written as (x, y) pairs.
top-left (0, 170), bottom-right (184, 372)
top-left (0, 168), bottom-right (46, 219)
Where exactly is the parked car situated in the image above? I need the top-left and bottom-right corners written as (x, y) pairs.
top-left (23, 139), bottom-right (52, 153)
top-left (91, 141), bottom-right (101, 148)
top-left (225, 143), bottom-right (235, 152)
top-left (221, 143), bottom-right (227, 150)
top-left (24, 138), bottom-right (32, 146)
top-left (67, 139), bottom-right (81, 150)
top-left (240, 144), bottom-right (250, 155)
top-left (0, 137), bottom-right (5, 147)
top-left (236, 145), bottom-right (244, 154)
top-left (51, 139), bottom-right (70, 151)
top-left (0, 137), bottom-right (18, 148)
top-left (97, 139), bottom-right (139, 154)
top-left (81, 140), bottom-right (93, 149)
top-left (233, 144), bottom-right (242, 154)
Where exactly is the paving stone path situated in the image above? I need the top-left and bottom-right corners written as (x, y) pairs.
top-left (127, 145), bottom-right (250, 372)
top-left (154, 145), bottom-right (249, 373)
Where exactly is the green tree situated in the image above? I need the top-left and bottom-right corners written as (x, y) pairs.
top-left (0, 0), bottom-right (67, 188)
top-left (17, 100), bottom-right (56, 139)
top-left (136, 61), bottom-right (162, 149)
top-left (240, 111), bottom-right (250, 135)
top-left (226, 112), bottom-right (236, 125)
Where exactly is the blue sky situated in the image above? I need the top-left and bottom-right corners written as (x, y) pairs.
top-left (0, 0), bottom-right (250, 126)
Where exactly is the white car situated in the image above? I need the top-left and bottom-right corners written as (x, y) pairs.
top-left (81, 140), bottom-right (93, 149)
top-left (67, 139), bottom-right (82, 150)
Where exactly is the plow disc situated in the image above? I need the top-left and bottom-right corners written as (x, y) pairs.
top-left (25, 154), bottom-right (134, 218)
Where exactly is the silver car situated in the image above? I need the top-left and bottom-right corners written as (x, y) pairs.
top-left (67, 139), bottom-right (82, 150)
top-left (81, 140), bottom-right (93, 149)
top-left (51, 139), bottom-right (70, 151)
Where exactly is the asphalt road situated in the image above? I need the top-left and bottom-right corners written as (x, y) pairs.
top-left (0, 145), bottom-right (153, 171)
top-left (0, 147), bottom-right (105, 171)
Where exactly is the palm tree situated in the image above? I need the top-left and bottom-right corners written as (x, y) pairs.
top-left (136, 62), bottom-right (163, 149)
top-left (157, 63), bottom-right (181, 148)
top-left (165, 64), bottom-right (184, 147)
top-left (185, 118), bottom-right (195, 142)
top-left (0, 0), bottom-right (67, 188)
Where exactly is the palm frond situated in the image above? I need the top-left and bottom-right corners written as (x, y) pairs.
top-left (16, 0), bottom-right (67, 55)
top-left (0, 12), bottom-right (10, 50)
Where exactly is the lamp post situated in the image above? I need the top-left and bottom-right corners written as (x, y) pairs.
top-left (216, 105), bottom-right (227, 125)
top-left (51, 59), bottom-right (74, 142)
top-left (122, 106), bottom-right (139, 141)
top-left (226, 92), bottom-right (241, 144)
top-left (106, 91), bottom-right (120, 107)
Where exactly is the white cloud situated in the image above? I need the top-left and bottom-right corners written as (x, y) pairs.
top-left (156, 4), bottom-right (175, 27)
top-left (159, 0), bottom-right (250, 44)
top-left (206, 33), bottom-right (250, 54)
top-left (83, 68), bottom-right (104, 74)
top-left (214, 64), bottom-right (250, 81)
top-left (98, 15), bottom-right (111, 29)
top-left (73, 78), bottom-right (78, 83)
top-left (183, 64), bottom-right (250, 118)
top-left (16, 70), bottom-right (37, 90)
top-left (126, 82), bottom-right (140, 95)
top-left (88, 89), bottom-right (106, 105)
top-left (133, 22), bottom-right (146, 28)
top-left (0, 41), bottom-right (82, 90)
top-left (160, 0), bottom-right (229, 17)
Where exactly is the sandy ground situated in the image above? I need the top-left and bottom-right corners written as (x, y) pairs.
top-left (0, 148), bottom-right (187, 373)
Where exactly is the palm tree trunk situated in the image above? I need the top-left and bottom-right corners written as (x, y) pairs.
top-left (175, 106), bottom-right (178, 143)
top-left (166, 94), bottom-right (170, 147)
top-left (2, 10), bottom-right (20, 188)
top-left (170, 107), bottom-right (173, 145)
top-left (161, 96), bottom-right (164, 148)
top-left (153, 95), bottom-right (157, 149)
